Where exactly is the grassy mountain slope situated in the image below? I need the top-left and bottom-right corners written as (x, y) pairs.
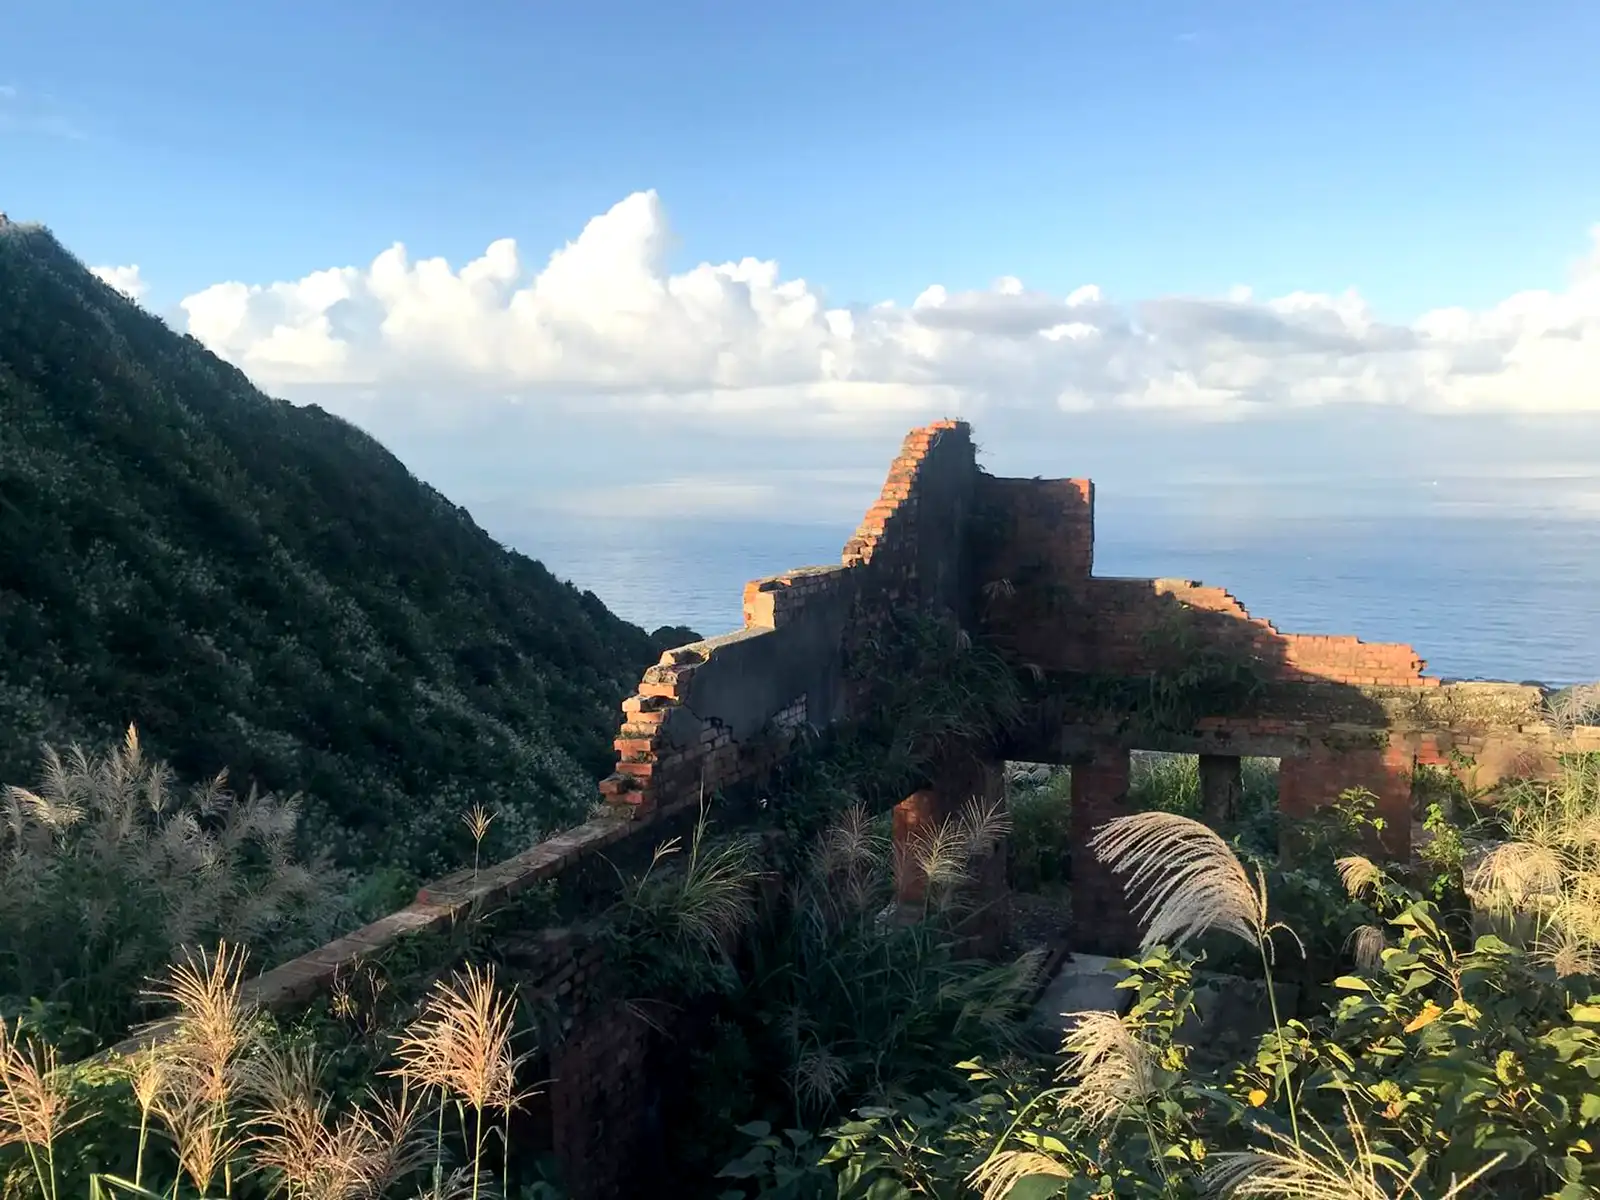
top-left (0, 222), bottom-right (661, 876)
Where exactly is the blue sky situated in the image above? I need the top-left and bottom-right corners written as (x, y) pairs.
top-left (5, 2), bottom-right (1600, 677)
top-left (6, 0), bottom-right (1600, 319)
top-left (4, 0), bottom-right (1600, 529)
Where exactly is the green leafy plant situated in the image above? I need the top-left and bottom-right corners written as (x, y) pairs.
top-left (1006, 764), bottom-right (1073, 895)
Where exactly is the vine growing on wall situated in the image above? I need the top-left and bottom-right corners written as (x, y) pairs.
top-left (1133, 605), bottom-right (1268, 734)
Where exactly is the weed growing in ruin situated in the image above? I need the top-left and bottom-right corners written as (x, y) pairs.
top-left (723, 757), bottom-right (1600, 1200)
top-left (460, 805), bottom-right (496, 884)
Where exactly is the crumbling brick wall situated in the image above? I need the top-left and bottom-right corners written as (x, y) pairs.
top-left (599, 419), bottom-right (977, 820)
top-left (973, 474), bottom-right (1431, 688)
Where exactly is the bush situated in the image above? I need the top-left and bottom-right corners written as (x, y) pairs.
top-left (723, 756), bottom-right (1600, 1200)
top-left (1007, 763), bottom-right (1073, 894)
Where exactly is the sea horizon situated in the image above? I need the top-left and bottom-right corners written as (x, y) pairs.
top-left (503, 491), bottom-right (1600, 689)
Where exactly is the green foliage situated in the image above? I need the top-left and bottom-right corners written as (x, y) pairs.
top-left (731, 763), bottom-right (1600, 1199)
top-left (649, 624), bottom-right (705, 655)
top-left (1007, 765), bottom-right (1073, 894)
top-left (757, 611), bottom-right (1024, 858)
top-left (600, 809), bottom-right (764, 1005)
top-left (1133, 610), bottom-right (1267, 736)
top-left (0, 225), bottom-right (658, 878)
top-left (1126, 753), bottom-right (1278, 831)
top-left (1309, 903), bottom-right (1600, 1198)
top-left (651, 799), bottom-right (1042, 1190)
top-left (849, 611), bottom-right (1025, 778)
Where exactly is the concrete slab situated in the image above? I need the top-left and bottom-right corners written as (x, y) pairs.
top-left (1028, 951), bottom-right (1134, 1046)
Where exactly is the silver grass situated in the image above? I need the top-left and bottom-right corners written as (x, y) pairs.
top-left (1344, 925), bottom-right (1387, 971)
top-left (1090, 811), bottom-right (1290, 955)
top-left (1203, 1101), bottom-right (1503, 1199)
top-left (1335, 855), bottom-right (1384, 901)
top-left (969, 1150), bottom-right (1071, 1200)
top-left (1467, 841), bottom-right (1564, 914)
top-left (1054, 1009), bottom-right (1160, 1131)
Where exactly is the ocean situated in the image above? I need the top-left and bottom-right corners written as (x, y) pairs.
top-left (523, 492), bottom-right (1600, 688)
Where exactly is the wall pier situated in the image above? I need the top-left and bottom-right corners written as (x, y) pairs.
top-left (892, 788), bottom-right (950, 907)
top-left (1198, 754), bottom-right (1243, 826)
top-left (1069, 746), bottom-right (1140, 956)
top-left (1278, 735), bottom-right (1414, 859)
top-left (892, 759), bottom-right (1011, 956)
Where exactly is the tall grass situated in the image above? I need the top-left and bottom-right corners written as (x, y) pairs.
top-left (1470, 754), bottom-right (1600, 975)
top-left (0, 942), bottom-right (540, 1200)
top-left (0, 728), bottom-right (344, 1049)
top-left (751, 799), bottom-right (1042, 1125)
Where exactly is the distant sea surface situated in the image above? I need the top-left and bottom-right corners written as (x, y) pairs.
top-left (521, 499), bottom-right (1600, 688)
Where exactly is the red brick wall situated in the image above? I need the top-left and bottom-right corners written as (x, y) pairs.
top-left (993, 570), bottom-right (1434, 689)
top-left (546, 999), bottom-right (654, 1200)
top-left (973, 474), bottom-right (1435, 690)
top-left (843, 419), bottom-right (968, 571)
top-left (601, 419), bottom-right (975, 819)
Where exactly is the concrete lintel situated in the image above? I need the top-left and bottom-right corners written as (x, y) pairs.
top-left (1049, 723), bottom-right (1307, 761)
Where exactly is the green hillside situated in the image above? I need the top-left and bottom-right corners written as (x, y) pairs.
top-left (0, 221), bottom-right (664, 876)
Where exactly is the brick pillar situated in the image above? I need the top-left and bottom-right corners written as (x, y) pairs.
top-left (893, 788), bottom-right (946, 906)
top-left (1070, 746), bottom-right (1140, 956)
top-left (547, 998), bottom-right (655, 1199)
top-left (892, 761), bottom-right (1012, 955)
top-left (1279, 734), bottom-right (1413, 860)
top-left (1198, 754), bottom-right (1243, 826)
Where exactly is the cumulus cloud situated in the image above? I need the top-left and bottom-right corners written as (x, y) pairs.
top-left (173, 191), bottom-right (1600, 425)
top-left (91, 264), bottom-right (146, 303)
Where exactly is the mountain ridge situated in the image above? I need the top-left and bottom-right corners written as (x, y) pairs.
top-left (0, 221), bottom-right (667, 876)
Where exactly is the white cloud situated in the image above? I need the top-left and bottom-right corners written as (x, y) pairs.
top-left (172, 191), bottom-right (1600, 426)
top-left (91, 264), bottom-right (146, 303)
